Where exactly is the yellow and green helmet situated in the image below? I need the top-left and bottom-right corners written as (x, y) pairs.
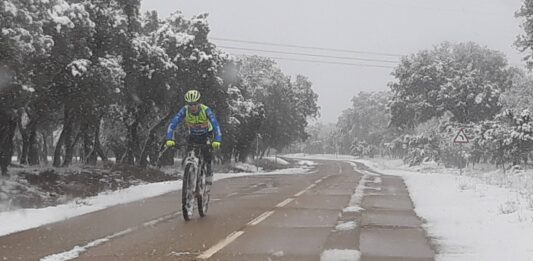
top-left (184, 90), bottom-right (201, 103)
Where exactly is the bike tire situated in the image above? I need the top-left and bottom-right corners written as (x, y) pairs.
top-left (197, 164), bottom-right (210, 217)
top-left (182, 164), bottom-right (194, 221)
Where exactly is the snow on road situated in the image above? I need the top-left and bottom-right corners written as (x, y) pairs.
top-left (320, 249), bottom-right (361, 261)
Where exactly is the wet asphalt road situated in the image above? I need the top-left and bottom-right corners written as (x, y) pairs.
top-left (0, 159), bottom-right (435, 260)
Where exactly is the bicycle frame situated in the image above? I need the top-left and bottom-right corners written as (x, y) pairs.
top-left (182, 143), bottom-right (209, 220)
top-left (184, 147), bottom-right (201, 171)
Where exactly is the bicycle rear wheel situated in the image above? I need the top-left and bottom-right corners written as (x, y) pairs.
top-left (182, 164), bottom-right (195, 221)
top-left (197, 163), bottom-right (210, 217)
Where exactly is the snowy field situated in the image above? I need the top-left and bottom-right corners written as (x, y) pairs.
top-left (0, 162), bottom-right (314, 237)
top-left (286, 154), bottom-right (533, 261)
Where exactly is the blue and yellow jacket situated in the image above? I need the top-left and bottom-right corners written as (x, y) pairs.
top-left (166, 104), bottom-right (222, 142)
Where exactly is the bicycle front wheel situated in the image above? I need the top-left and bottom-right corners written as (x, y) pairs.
top-left (197, 164), bottom-right (210, 217)
top-left (182, 164), bottom-right (195, 221)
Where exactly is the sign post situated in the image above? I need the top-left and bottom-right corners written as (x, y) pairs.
top-left (453, 128), bottom-right (469, 175)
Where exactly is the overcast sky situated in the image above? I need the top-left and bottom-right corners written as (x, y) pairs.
top-left (141, 0), bottom-right (526, 124)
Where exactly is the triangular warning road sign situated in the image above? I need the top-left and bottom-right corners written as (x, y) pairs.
top-left (453, 128), bottom-right (469, 144)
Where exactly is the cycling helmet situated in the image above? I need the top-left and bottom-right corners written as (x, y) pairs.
top-left (184, 90), bottom-right (201, 103)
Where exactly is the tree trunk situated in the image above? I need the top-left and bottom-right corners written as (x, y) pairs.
top-left (54, 108), bottom-right (73, 167)
top-left (63, 131), bottom-right (80, 167)
top-left (139, 131), bottom-right (156, 167)
top-left (82, 121), bottom-right (91, 163)
top-left (14, 136), bottom-right (22, 163)
top-left (86, 148), bottom-right (97, 166)
top-left (86, 120), bottom-right (107, 165)
top-left (111, 147), bottom-right (124, 164)
top-left (139, 115), bottom-right (171, 167)
top-left (238, 148), bottom-right (248, 162)
top-left (18, 118), bottom-right (29, 165)
top-left (27, 122), bottom-right (39, 165)
top-left (60, 118), bottom-right (74, 167)
top-left (17, 109), bottom-right (39, 165)
top-left (53, 129), bottom-right (65, 167)
top-left (95, 144), bottom-right (107, 162)
top-left (53, 109), bottom-right (80, 167)
top-left (62, 125), bottom-right (73, 167)
top-left (0, 109), bottom-right (17, 176)
top-left (94, 120), bottom-right (107, 162)
top-left (260, 147), bottom-right (267, 159)
top-left (41, 132), bottom-right (49, 165)
top-left (122, 121), bottom-right (139, 165)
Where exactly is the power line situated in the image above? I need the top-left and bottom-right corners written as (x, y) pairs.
top-left (229, 53), bottom-right (396, 69)
top-left (217, 45), bottom-right (399, 64)
top-left (211, 37), bottom-right (405, 57)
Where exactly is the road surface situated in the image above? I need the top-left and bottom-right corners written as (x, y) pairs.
top-left (0, 159), bottom-right (435, 260)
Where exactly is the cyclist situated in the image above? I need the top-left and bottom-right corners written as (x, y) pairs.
top-left (165, 90), bottom-right (222, 185)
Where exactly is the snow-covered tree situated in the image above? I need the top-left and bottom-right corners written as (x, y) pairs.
top-left (501, 70), bottom-right (533, 113)
top-left (389, 42), bottom-right (514, 128)
top-left (335, 91), bottom-right (392, 155)
top-left (516, 0), bottom-right (533, 67)
top-left (235, 56), bottom-right (319, 157)
top-left (0, 3), bottom-right (320, 174)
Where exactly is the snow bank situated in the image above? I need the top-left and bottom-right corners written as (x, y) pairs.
top-left (357, 158), bottom-right (533, 261)
top-left (233, 162), bottom-right (259, 172)
top-left (298, 160), bottom-right (317, 166)
top-left (335, 221), bottom-right (357, 231)
top-left (263, 156), bottom-right (290, 165)
top-left (342, 206), bottom-right (364, 213)
top-left (284, 153), bottom-right (358, 161)
top-left (0, 180), bottom-right (181, 237)
top-left (320, 249), bottom-right (361, 261)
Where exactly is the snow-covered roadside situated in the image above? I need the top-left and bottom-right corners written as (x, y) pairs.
top-left (286, 154), bottom-right (533, 260)
top-left (356, 158), bottom-right (533, 261)
top-left (263, 156), bottom-right (290, 165)
top-left (0, 164), bottom-right (314, 237)
top-left (0, 180), bottom-right (182, 237)
top-left (285, 153), bottom-right (358, 161)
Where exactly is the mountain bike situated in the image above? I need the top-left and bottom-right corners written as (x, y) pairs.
top-left (156, 142), bottom-right (211, 221)
top-left (181, 143), bottom-right (211, 221)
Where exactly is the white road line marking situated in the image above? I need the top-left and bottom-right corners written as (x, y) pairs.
top-left (225, 192), bottom-right (238, 198)
top-left (40, 212), bottom-right (181, 261)
top-left (293, 177), bottom-right (324, 197)
top-left (276, 198), bottom-right (294, 208)
top-left (200, 194), bottom-right (295, 258)
top-left (294, 189), bottom-right (307, 197)
top-left (197, 231), bottom-right (245, 259)
top-left (198, 176), bottom-right (325, 259)
top-left (247, 210), bottom-right (275, 226)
